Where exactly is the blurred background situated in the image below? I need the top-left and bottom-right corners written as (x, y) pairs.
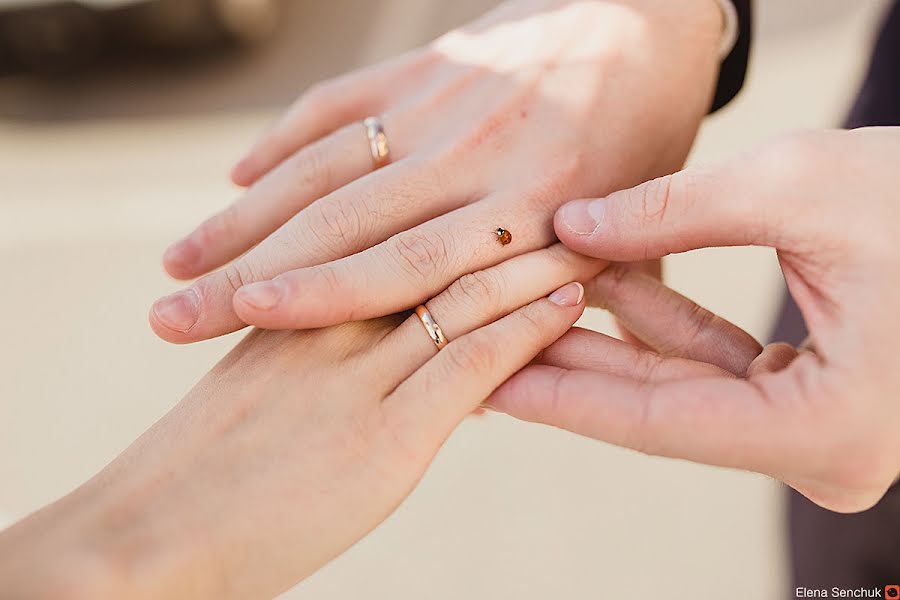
top-left (0, 0), bottom-right (892, 598)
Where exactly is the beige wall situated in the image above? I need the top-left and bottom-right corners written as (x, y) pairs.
top-left (0, 1), bottom-right (890, 598)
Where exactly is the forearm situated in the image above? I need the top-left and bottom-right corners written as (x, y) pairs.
top-left (0, 367), bottom-right (360, 600)
top-left (0, 455), bottom-right (215, 600)
top-left (0, 492), bottom-right (131, 600)
top-left (0, 378), bottom-right (243, 600)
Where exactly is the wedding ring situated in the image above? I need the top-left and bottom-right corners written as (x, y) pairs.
top-left (415, 305), bottom-right (448, 350)
top-left (364, 116), bottom-right (390, 169)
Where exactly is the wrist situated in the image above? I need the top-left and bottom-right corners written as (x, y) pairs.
top-left (0, 499), bottom-right (129, 600)
top-left (622, 0), bottom-right (726, 116)
top-left (641, 0), bottom-right (726, 56)
top-left (604, 0), bottom-right (724, 79)
top-left (77, 461), bottom-right (224, 599)
top-left (0, 465), bottom-right (221, 599)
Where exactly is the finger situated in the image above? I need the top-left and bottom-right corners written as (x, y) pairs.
top-left (372, 244), bottom-right (607, 391)
top-left (600, 260), bottom-right (660, 350)
top-left (383, 283), bottom-right (586, 457)
top-left (487, 363), bottom-right (801, 475)
top-left (554, 137), bottom-right (827, 262)
top-left (632, 259), bottom-right (663, 281)
top-left (233, 192), bottom-right (556, 330)
top-left (746, 342), bottom-right (799, 377)
top-left (150, 158), bottom-right (463, 344)
top-left (165, 121), bottom-right (403, 280)
top-left (586, 264), bottom-right (763, 375)
top-left (537, 327), bottom-right (733, 381)
top-left (231, 50), bottom-right (428, 186)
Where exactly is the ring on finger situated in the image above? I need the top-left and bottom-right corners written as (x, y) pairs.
top-left (415, 305), bottom-right (448, 350)
top-left (364, 116), bottom-right (390, 169)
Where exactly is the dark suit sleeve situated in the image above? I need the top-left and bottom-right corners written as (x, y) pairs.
top-left (710, 0), bottom-right (752, 112)
top-left (846, 0), bottom-right (900, 127)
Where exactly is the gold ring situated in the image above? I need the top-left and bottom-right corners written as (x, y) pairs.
top-left (364, 116), bottom-right (390, 169)
top-left (415, 305), bottom-right (448, 350)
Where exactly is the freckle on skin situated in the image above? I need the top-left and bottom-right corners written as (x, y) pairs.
top-left (520, 109), bottom-right (528, 119)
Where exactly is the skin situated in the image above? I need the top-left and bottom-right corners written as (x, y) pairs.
top-left (488, 127), bottom-right (900, 514)
top-left (0, 243), bottom-right (606, 600)
top-left (150, 0), bottom-right (723, 343)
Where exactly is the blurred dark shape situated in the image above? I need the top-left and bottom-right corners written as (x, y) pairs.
top-left (0, 0), bottom-right (378, 122)
top-left (0, 0), bottom-right (282, 74)
top-left (0, 0), bottom-right (491, 122)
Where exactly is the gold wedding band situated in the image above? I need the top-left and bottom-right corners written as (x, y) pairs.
top-left (364, 116), bottom-right (390, 169)
top-left (415, 305), bottom-right (448, 350)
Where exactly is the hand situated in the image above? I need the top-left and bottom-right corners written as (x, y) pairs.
top-left (0, 245), bottom-right (601, 600)
top-left (151, 0), bottom-right (724, 343)
top-left (489, 128), bottom-right (900, 513)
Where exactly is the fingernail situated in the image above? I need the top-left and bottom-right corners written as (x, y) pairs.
top-left (153, 289), bottom-right (200, 332)
top-left (237, 280), bottom-right (284, 311)
top-left (549, 282), bottom-right (585, 307)
top-left (163, 237), bottom-right (202, 271)
top-left (559, 199), bottom-right (605, 235)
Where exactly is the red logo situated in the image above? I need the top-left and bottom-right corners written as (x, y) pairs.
top-left (886, 585), bottom-right (900, 599)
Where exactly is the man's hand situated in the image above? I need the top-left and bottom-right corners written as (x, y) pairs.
top-left (488, 128), bottom-right (900, 513)
top-left (150, 0), bottom-right (724, 343)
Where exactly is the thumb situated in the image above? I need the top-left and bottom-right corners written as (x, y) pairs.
top-left (555, 141), bottom-right (818, 262)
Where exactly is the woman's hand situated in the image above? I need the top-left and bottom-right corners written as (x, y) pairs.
top-left (151, 0), bottom-right (725, 343)
top-left (0, 245), bottom-right (602, 600)
top-left (489, 128), bottom-right (900, 513)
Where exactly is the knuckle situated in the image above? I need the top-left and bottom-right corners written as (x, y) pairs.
top-left (543, 243), bottom-right (578, 271)
top-left (513, 307), bottom-right (547, 339)
top-left (591, 263), bottom-right (631, 310)
top-left (287, 143), bottom-right (331, 192)
top-left (627, 175), bottom-right (675, 230)
top-left (525, 171), bottom-right (578, 213)
top-left (197, 204), bottom-right (242, 245)
top-left (222, 261), bottom-right (256, 294)
top-left (445, 333), bottom-right (498, 376)
top-left (623, 385), bottom-right (661, 457)
top-left (446, 270), bottom-right (505, 315)
top-left (543, 367), bottom-right (569, 420)
top-left (391, 230), bottom-right (450, 282)
top-left (682, 303), bottom-right (718, 346)
top-left (635, 351), bottom-right (665, 382)
top-left (311, 264), bottom-right (343, 297)
top-left (390, 157), bottom-right (448, 209)
top-left (308, 198), bottom-right (365, 253)
top-left (527, 148), bottom-right (593, 213)
top-left (606, 262), bottom-right (631, 289)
